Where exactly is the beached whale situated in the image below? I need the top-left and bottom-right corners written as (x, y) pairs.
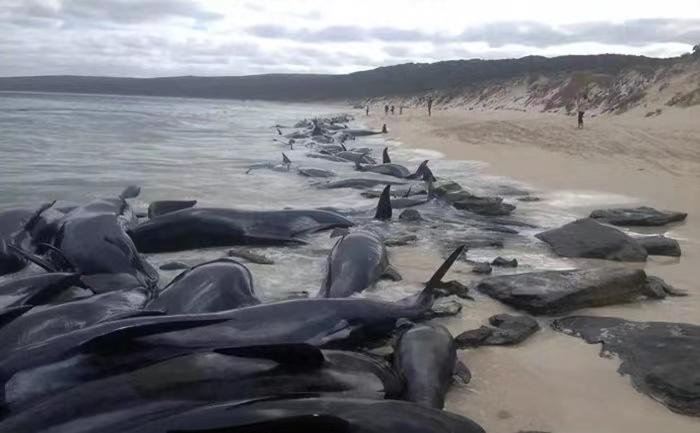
top-left (0, 345), bottom-right (404, 433)
top-left (318, 187), bottom-right (401, 298)
top-left (130, 207), bottom-right (354, 253)
top-left (297, 167), bottom-right (336, 178)
top-left (318, 230), bottom-right (401, 298)
top-left (0, 272), bottom-right (84, 311)
top-left (393, 323), bottom-right (460, 409)
top-left (356, 159), bottom-right (430, 179)
top-left (0, 288), bottom-right (151, 356)
top-left (337, 150), bottom-right (377, 164)
top-left (147, 200), bottom-right (197, 219)
top-left (319, 178), bottom-right (406, 190)
top-left (113, 397), bottom-right (485, 433)
top-left (0, 245), bottom-right (464, 385)
top-left (147, 258), bottom-right (259, 314)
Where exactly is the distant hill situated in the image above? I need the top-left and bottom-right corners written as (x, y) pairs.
top-left (1, 53), bottom-right (698, 113)
top-left (0, 54), bottom-right (676, 99)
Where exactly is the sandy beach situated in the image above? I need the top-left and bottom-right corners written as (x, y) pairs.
top-left (367, 107), bottom-right (700, 433)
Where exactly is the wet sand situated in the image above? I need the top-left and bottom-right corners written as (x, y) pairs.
top-left (367, 107), bottom-right (700, 432)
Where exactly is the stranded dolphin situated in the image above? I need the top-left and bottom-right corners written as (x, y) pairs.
top-left (318, 186), bottom-right (401, 298)
top-left (147, 258), bottom-right (259, 314)
top-left (130, 207), bottom-right (354, 253)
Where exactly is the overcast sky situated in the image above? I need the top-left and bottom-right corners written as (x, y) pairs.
top-left (1, 0), bottom-right (699, 77)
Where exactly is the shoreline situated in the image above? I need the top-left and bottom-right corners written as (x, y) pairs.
top-left (366, 107), bottom-right (700, 311)
top-left (363, 106), bottom-right (700, 433)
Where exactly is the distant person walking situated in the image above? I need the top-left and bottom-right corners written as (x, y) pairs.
top-left (427, 97), bottom-right (433, 117)
top-left (366, 105), bottom-right (370, 116)
top-left (576, 94), bottom-right (588, 129)
top-left (390, 105), bottom-right (395, 115)
top-left (384, 105), bottom-right (389, 116)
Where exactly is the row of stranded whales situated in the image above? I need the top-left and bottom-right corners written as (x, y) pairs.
top-left (0, 245), bottom-right (465, 418)
top-left (0, 115), bottom-right (489, 432)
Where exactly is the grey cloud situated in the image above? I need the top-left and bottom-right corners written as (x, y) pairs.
top-left (4, 0), bottom-right (222, 25)
top-left (248, 24), bottom-right (429, 43)
top-left (248, 19), bottom-right (700, 47)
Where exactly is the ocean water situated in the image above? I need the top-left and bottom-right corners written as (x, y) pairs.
top-left (1, 92), bottom-right (698, 433)
top-left (0, 91), bottom-right (571, 295)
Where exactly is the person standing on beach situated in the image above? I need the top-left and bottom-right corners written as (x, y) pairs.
top-left (427, 97), bottom-right (433, 117)
top-left (399, 106), bottom-right (403, 115)
top-left (366, 105), bottom-right (370, 116)
top-left (384, 105), bottom-right (389, 116)
top-left (390, 105), bottom-right (395, 115)
top-left (576, 94), bottom-right (588, 129)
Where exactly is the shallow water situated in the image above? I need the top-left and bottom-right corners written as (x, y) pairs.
top-left (0, 92), bottom-right (697, 432)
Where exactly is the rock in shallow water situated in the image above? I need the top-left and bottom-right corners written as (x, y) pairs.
top-left (433, 280), bottom-right (472, 300)
top-left (476, 267), bottom-right (658, 315)
top-left (492, 256), bottom-right (518, 267)
top-left (456, 314), bottom-right (540, 348)
top-left (634, 235), bottom-right (682, 257)
top-left (536, 218), bottom-right (648, 262)
top-left (553, 316), bottom-right (700, 416)
top-left (471, 262), bottom-right (493, 275)
top-left (399, 209), bottom-right (423, 222)
top-left (590, 206), bottom-right (687, 226)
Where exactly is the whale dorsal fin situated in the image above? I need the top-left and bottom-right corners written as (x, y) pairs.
top-left (374, 185), bottom-right (392, 220)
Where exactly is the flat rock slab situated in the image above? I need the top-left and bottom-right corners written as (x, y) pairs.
top-left (476, 267), bottom-right (653, 315)
top-left (635, 235), bottom-right (682, 257)
top-left (536, 218), bottom-right (648, 262)
top-left (456, 314), bottom-right (539, 348)
top-left (590, 206), bottom-right (687, 226)
top-left (553, 316), bottom-right (700, 416)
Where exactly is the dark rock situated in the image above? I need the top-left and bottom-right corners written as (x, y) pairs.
top-left (486, 314), bottom-right (540, 345)
top-left (471, 262), bottom-right (493, 275)
top-left (646, 275), bottom-right (688, 297)
top-left (453, 238), bottom-right (504, 249)
top-left (431, 180), bottom-right (463, 197)
top-left (492, 256), bottom-right (518, 267)
top-left (477, 267), bottom-right (655, 315)
top-left (453, 197), bottom-right (516, 216)
top-left (553, 316), bottom-right (700, 416)
top-left (433, 280), bottom-right (472, 300)
top-left (399, 209), bottom-right (423, 222)
top-left (455, 326), bottom-right (493, 348)
top-left (590, 206), bottom-right (687, 226)
top-left (536, 218), bottom-right (648, 262)
top-left (517, 196), bottom-right (542, 202)
top-left (635, 235), bottom-right (681, 257)
top-left (159, 261), bottom-right (190, 271)
top-left (385, 234), bottom-right (418, 247)
top-left (456, 314), bottom-right (539, 348)
top-left (426, 300), bottom-right (463, 318)
top-left (227, 249), bottom-right (274, 265)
